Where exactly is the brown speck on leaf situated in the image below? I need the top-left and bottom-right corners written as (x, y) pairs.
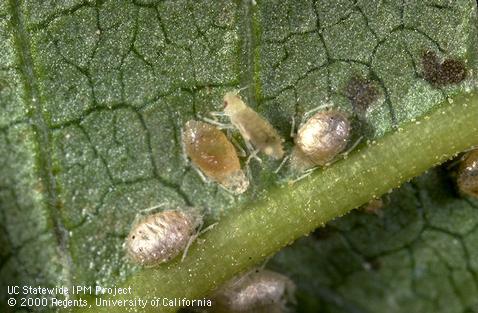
top-left (345, 76), bottom-right (379, 114)
top-left (422, 50), bottom-right (467, 87)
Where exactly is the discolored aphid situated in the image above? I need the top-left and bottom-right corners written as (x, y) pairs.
top-left (290, 110), bottom-right (352, 171)
top-left (210, 269), bottom-right (296, 313)
top-left (182, 120), bottom-right (249, 194)
top-left (126, 209), bottom-right (202, 267)
top-left (457, 149), bottom-right (478, 197)
top-left (223, 91), bottom-right (284, 159)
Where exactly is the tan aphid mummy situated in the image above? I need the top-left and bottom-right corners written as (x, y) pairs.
top-left (126, 209), bottom-right (201, 267)
top-left (457, 149), bottom-right (478, 197)
top-left (291, 110), bottom-right (351, 171)
top-left (210, 269), bottom-right (296, 313)
top-left (183, 120), bottom-right (249, 194)
top-left (223, 92), bottom-right (284, 159)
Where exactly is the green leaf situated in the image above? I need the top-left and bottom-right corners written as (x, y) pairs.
top-left (270, 169), bottom-right (478, 313)
top-left (0, 1), bottom-right (477, 313)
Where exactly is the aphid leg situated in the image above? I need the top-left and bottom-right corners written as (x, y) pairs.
top-left (290, 115), bottom-right (296, 138)
top-left (179, 129), bottom-right (190, 164)
top-left (274, 155), bottom-right (290, 174)
top-left (289, 167), bottom-right (317, 185)
top-left (244, 140), bottom-right (262, 164)
top-left (192, 165), bottom-right (209, 183)
top-left (464, 145), bottom-right (478, 152)
top-left (246, 148), bottom-right (262, 165)
top-left (259, 255), bottom-right (273, 270)
top-left (180, 222), bottom-right (218, 262)
top-left (201, 117), bottom-right (235, 130)
top-left (446, 146), bottom-right (478, 170)
top-left (343, 136), bottom-right (363, 158)
top-left (218, 184), bottom-right (240, 198)
top-left (198, 222), bottom-right (218, 236)
top-left (302, 104), bottom-right (331, 120)
top-left (230, 136), bottom-right (247, 158)
top-left (446, 155), bottom-right (467, 169)
top-left (209, 111), bottom-right (226, 117)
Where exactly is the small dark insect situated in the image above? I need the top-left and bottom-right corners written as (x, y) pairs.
top-left (291, 110), bottom-right (352, 171)
top-left (345, 76), bottom-right (379, 114)
top-left (422, 50), bottom-right (467, 87)
top-left (457, 149), bottom-right (478, 197)
top-left (182, 120), bottom-right (249, 194)
top-left (126, 209), bottom-right (202, 267)
top-left (210, 269), bottom-right (296, 313)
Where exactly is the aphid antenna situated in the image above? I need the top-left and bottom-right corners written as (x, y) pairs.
top-left (233, 85), bottom-right (250, 95)
top-left (141, 203), bottom-right (169, 214)
top-left (302, 104), bottom-right (331, 121)
top-left (131, 203), bottom-right (169, 225)
top-left (274, 155), bottom-right (290, 174)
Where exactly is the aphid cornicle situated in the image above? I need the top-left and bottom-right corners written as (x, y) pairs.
top-left (457, 149), bottom-right (478, 197)
top-left (291, 110), bottom-right (352, 171)
top-left (182, 120), bottom-right (249, 194)
top-left (223, 91), bottom-right (284, 159)
top-left (210, 269), bottom-right (296, 313)
top-left (126, 209), bottom-right (201, 267)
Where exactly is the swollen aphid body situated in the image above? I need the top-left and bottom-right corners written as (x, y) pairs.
top-left (457, 149), bottom-right (478, 197)
top-left (182, 120), bottom-right (249, 194)
top-left (291, 110), bottom-right (352, 171)
top-left (210, 269), bottom-right (296, 313)
top-left (223, 92), bottom-right (284, 159)
top-left (126, 209), bottom-right (202, 267)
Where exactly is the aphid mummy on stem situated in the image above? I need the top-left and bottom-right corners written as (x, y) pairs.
top-left (125, 209), bottom-right (202, 267)
top-left (291, 110), bottom-right (352, 171)
top-left (457, 149), bottom-right (478, 197)
top-left (210, 269), bottom-right (296, 313)
top-left (223, 91), bottom-right (284, 159)
top-left (182, 120), bottom-right (249, 194)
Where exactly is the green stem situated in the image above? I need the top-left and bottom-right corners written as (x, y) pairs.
top-left (73, 92), bottom-right (478, 313)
